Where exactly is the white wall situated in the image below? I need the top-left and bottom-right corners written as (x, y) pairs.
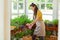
top-left (0, 0), bottom-right (4, 40)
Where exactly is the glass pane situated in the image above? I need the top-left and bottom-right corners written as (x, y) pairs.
top-left (18, 0), bottom-right (23, 1)
top-left (35, 0), bottom-right (40, 3)
top-left (27, 14), bottom-right (33, 20)
top-left (46, 4), bottom-right (53, 10)
top-left (12, 2), bottom-right (17, 13)
top-left (12, 15), bottom-right (18, 19)
top-left (12, 0), bottom-right (17, 2)
top-left (37, 4), bottom-right (39, 8)
top-left (43, 15), bottom-right (53, 21)
top-left (19, 3), bottom-right (23, 9)
top-left (19, 13), bottom-right (24, 16)
top-left (28, 0), bottom-right (40, 10)
top-left (18, 0), bottom-right (23, 3)
top-left (47, 0), bottom-right (53, 3)
top-left (28, 0), bottom-right (34, 9)
top-left (19, 10), bottom-right (24, 13)
top-left (13, 2), bottom-right (17, 10)
top-left (37, 0), bottom-right (40, 1)
top-left (41, 4), bottom-right (45, 9)
top-left (41, 10), bottom-right (53, 14)
top-left (28, 0), bottom-right (34, 3)
top-left (41, 0), bottom-right (45, 2)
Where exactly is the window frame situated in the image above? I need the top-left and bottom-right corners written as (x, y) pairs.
top-left (11, 0), bottom-right (58, 20)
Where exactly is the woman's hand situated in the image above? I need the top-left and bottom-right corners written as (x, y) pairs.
top-left (26, 23), bottom-right (30, 27)
top-left (26, 23), bottom-right (33, 29)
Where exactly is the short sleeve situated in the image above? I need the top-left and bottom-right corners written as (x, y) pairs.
top-left (37, 10), bottom-right (42, 18)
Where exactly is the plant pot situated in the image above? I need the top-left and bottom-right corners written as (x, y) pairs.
top-left (11, 26), bottom-right (16, 30)
top-left (23, 35), bottom-right (32, 40)
top-left (49, 35), bottom-right (57, 40)
top-left (19, 38), bottom-right (23, 40)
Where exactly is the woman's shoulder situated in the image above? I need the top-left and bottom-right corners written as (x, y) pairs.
top-left (37, 10), bottom-right (42, 14)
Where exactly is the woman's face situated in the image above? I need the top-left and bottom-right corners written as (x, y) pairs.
top-left (30, 6), bottom-right (35, 11)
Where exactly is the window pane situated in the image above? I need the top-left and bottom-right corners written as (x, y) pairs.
top-left (28, 0), bottom-right (40, 10)
top-left (36, 4), bottom-right (39, 8)
top-left (12, 15), bottom-right (18, 19)
top-left (18, 0), bottom-right (23, 1)
top-left (47, 0), bottom-right (53, 3)
top-left (37, 0), bottom-right (40, 1)
top-left (41, 10), bottom-right (53, 14)
top-left (43, 15), bottom-right (53, 20)
top-left (13, 2), bottom-right (17, 10)
top-left (19, 13), bottom-right (24, 16)
top-left (41, 0), bottom-right (45, 2)
top-left (28, 0), bottom-right (34, 10)
top-left (35, 0), bottom-right (40, 3)
top-left (27, 14), bottom-right (33, 20)
top-left (46, 4), bottom-right (53, 10)
top-left (19, 10), bottom-right (24, 13)
top-left (12, 0), bottom-right (17, 2)
top-left (19, 3), bottom-right (23, 9)
top-left (41, 4), bottom-right (45, 9)
top-left (12, 2), bottom-right (17, 13)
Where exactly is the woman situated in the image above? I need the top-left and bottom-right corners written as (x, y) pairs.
top-left (26, 3), bottom-right (45, 40)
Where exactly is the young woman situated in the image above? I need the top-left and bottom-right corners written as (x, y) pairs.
top-left (26, 3), bottom-right (45, 40)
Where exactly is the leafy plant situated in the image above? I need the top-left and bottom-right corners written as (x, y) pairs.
top-left (10, 14), bottom-right (32, 28)
top-left (23, 29), bottom-right (33, 36)
top-left (15, 29), bottom-right (33, 39)
top-left (44, 20), bottom-right (51, 24)
top-left (44, 20), bottom-right (53, 27)
top-left (11, 14), bottom-right (33, 39)
top-left (46, 31), bottom-right (51, 37)
top-left (52, 19), bottom-right (58, 26)
top-left (15, 32), bottom-right (24, 38)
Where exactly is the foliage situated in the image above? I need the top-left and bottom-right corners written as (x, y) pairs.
top-left (52, 19), bottom-right (58, 25)
top-left (44, 20), bottom-right (53, 27)
top-left (44, 20), bottom-right (52, 24)
top-left (46, 31), bottom-right (51, 37)
top-left (15, 29), bottom-right (33, 39)
top-left (10, 14), bottom-right (32, 28)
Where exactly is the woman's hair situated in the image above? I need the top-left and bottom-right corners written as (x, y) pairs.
top-left (30, 3), bottom-right (38, 18)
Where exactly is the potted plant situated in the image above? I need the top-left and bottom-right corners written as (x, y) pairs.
top-left (44, 20), bottom-right (54, 27)
top-left (10, 14), bottom-right (32, 29)
top-left (23, 35), bottom-right (32, 40)
top-left (52, 19), bottom-right (58, 27)
top-left (10, 14), bottom-right (33, 40)
top-left (46, 31), bottom-right (51, 40)
top-left (46, 31), bottom-right (51, 37)
top-left (22, 29), bottom-right (33, 40)
top-left (14, 29), bottom-right (33, 40)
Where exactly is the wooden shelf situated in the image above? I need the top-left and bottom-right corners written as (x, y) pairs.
top-left (46, 26), bottom-right (58, 31)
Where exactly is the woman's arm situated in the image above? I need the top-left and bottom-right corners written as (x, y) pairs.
top-left (30, 17), bottom-right (39, 26)
top-left (26, 17), bottom-right (39, 29)
top-left (30, 10), bottom-right (42, 26)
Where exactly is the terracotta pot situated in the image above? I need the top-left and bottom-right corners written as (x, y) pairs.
top-left (45, 35), bottom-right (57, 40)
top-left (11, 26), bottom-right (16, 30)
top-left (23, 35), bottom-right (32, 40)
top-left (49, 35), bottom-right (57, 40)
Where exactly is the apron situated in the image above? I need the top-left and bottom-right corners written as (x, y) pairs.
top-left (33, 15), bottom-right (45, 36)
top-left (34, 21), bottom-right (45, 36)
